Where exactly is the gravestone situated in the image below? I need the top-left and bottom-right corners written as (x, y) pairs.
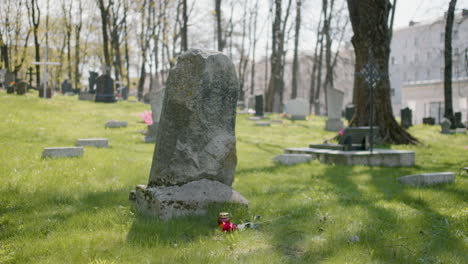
top-left (285, 98), bottom-right (309, 120)
top-left (454, 112), bottom-right (465, 128)
top-left (38, 84), bottom-right (52, 98)
top-left (145, 88), bottom-right (166, 143)
top-left (273, 154), bottom-right (313, 166)
top-left (105, 120), bottom-right (127, 128)
top-left (255, 95), bottom-right (264, 117)
top-left (398, 172), bottom-right (455, 186)
top-left (345, 104), bottom-right (355, 122)
top-left (255, 121), bottom-right (271, 126)
top-left (75, 138), bottom-right (109, 148)
top-left (61, 80), bottom-right (73, 94)
top-left (325, 87), bottom-right (344, 131)
top-left (400, 107), bottom-right (412, 129)
top-left (95, 74), bottom-right (115, 103)
top-left (16, 81), bottom-right (27, 95)
top-left (4, 72), bottom-right (15, 93)
top-left (423, 117), bottom-right (435, 125)
top-left (130, 49), bottom-right (248, 220)
top-left (440, 118), bottom-right (452, 134)
top-left (120, 86), bottom-right (128, 100)
top-left (42, 147), bottom-right (84, 158)
top-left (88, 71), bottom-right (98, 93)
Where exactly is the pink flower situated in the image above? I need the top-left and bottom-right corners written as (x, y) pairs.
top-left (138, 111), bottom-right (153, 125)
top-left (464, 146), bottom-right (468, 150)
top-left (338, 130), bottom-right (345, 135)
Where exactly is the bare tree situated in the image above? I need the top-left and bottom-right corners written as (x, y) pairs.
top-left (290, 0), bottom-right (302, 99)
top-left (74, 0), bottom-right (83, 91)
top-left (346, 0), bottom-right (417, 144)
top-left (96, 0), bottom-right (111, 74)
top-left (27, 0), bottom-right (41, 88)
top-left (443, 0), bottom-right (457, 127)
top-left (181, 0), bottom-right (188, 51)
top-left (249, 0), bottom-right (260, 98)
top-left (62, 0), bottom-right (73, 83)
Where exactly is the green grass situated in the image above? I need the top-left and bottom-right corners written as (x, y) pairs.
top-left (0, 90), bottom-right (467, 263)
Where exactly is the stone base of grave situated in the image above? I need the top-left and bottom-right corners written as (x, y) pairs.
top-left (325, 118), bottom-right (344, 132)
top-left (143, 124), bottom-right (158, 143)
top-left (286, 115), bottom-right (307, 120)
top-left (248, 116), bottom-right (266, 121)
top-left (273, 154), bottom-right (314, 165)
top-left (398, 172), bottom-right (455, 186)
top-left (255, 121), bottom-right (271, 127)
top-left (76, 138), bottom-right (109, 148)
top-left (285, 147), bottom-right (415, 167)
top-left (105, 120), bottom-right (128, 128)
top-left (79, 92), bottom-right (95, 101)
top-left (129, 179), bottom-right (249, 220)
top-left (42, 147), bottom-right (84, 158)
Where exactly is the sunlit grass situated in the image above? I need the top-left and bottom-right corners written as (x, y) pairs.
top-left (0, 90), bottom-right (467, 263)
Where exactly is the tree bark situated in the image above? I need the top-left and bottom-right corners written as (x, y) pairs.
top-left (444, 0), bottom-right (457, 127)
top-left (181, 0), bottom-right (188, 51)
top-left (27, 0), bottom-right (41, 89)
top-left (291, 0), bottom-right (302, 99)
top-left (74, 0), bottom-right (83, 91)
top-left (97, 0), bottom-right (111, 74)
top-left (215, 0), bottom-right (224, 51)
top-left (347, 0), bottom-right (417, 144)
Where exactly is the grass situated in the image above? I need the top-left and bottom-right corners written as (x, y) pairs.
top-left (0, 90), bottom-right (467, 264)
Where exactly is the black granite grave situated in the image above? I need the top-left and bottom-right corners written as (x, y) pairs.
top-left (95, 74), bottom-right (115, 103)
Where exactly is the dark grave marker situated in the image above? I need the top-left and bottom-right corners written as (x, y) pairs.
top-left (255, 95), bottom-right (264, 117)
top-left (454, 112), bottom-right (465, 128)
top-left (345, 104), bottom-right (355, 122)
top-left (400, 107), bottom-right (412, 129)
top-left (95, 74), bottom-right (115, 103)
top-left (16, 81), bottom-right (28, 95)
top-left (61, 80), bottom-right (73, 94)
top-left (88, 71), bottom-right (98, 93)
top-left (423, 117), bottom-right (435, 125)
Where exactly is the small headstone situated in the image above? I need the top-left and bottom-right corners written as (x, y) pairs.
top-left (273, 154), bottom-right (313, 166)
top-left (105, 120), bottom-right (128, 128)
top-left (255, 95), bottom-right (264, 117)
top-left (88, 71), bottom-right (98, 93)
top-left (349, 235), bottom-right (360, 243)
top-left (345, 104), bottom-right (355, 122)
top-left (120, 86), bottom-right (128, 100)
top-left (38, 84), bottom-right (52, 98)
top-left (398, 172), bottom-right (455, 186)
top-left (78, 92), bottom-right (95, 101)
top-left (255, 121), bottom-right (271, 126)
top-left (3, 72), bottom-right (15, 89)
top-left (248, 116), bottom-right (264, 121)
top-left (61, 80), bottom-right (73, 94)
top-left (454, 112), bottom-right (465, 128)
top-left (75, 138), bottom-right (109, 148)
top-left (131, 49), bottom-right (248, 220)
top-left (423, 117), bottom-right (435, 125)
top-left (16, 81), bottom-right (27, 95)
top-left (326, 87), bottom-right (344, 131)
top-left (440, 118), bottom-right (452, 134)
top-left (42, 147), bottom-right (84, 158)
top-left (145, 88), bottom-right (165, 143)
top-left (95, 74), bottom-right (115, 103)
top-left (400, 107), bottom-right (412, 129)
top-left (285, 98), bottom-right (309, 120)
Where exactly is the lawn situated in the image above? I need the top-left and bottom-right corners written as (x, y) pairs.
top-left (0, 91), bottom-right (467, 264)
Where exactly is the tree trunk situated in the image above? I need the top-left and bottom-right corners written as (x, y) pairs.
top-left (97, 0), bottom-right (111, 73)
top-left (28, 0), bottom-right (41, 89)
top-left (347, 0), bottom-right (417, 144)
top-left (291, 0), bottom-right (302, 99)
top-left (74, 1), bottom-right (83, 91)
top-left (265, 0), bottom-right (283, 112)
top-left (181, 0), bottom-right (188, 52)
top-left (215, 0), bottom-right (224, 51)
top-left (444, 0), bottom-right (457, 128)
top-left (249, 0), bottom-right (259, 97)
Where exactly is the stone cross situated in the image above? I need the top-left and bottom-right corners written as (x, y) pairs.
top-left (356, 52), bottom-right (385, 153)
top-left (31, 43), bottom-right (60, 99)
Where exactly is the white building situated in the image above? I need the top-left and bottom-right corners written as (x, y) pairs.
top-left (390, 10), bottom-right (468, 124)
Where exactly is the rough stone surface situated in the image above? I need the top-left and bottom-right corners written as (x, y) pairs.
top-left (42, 147), bottom-right (84, 158)
top-left (255, 121), bottom-right (271, 127)
top-left (105, 120), bottom-right (128, 128)
top-left (130, 179), bottom-right (248, 220)
top-left (325, 118), bottom-right (344, 132)
top-left (398, 172), bottom-right (455, 186)
top-left (148, 49), bottom-right (239, 187)
top-left (273, 154), bottom-right (314, 165)
top-left (76, 138), bottom-right (109, 148)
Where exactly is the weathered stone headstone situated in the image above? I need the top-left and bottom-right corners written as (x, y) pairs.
top-left (130, 49), bottom-right (248, 220)
top-left (454, 112), bottom-right (465, 128)
top-left (95, 74), bottom-right (115, 103)
top-left (255, 95), bottom-right (264, 117)
top-left (255, 121), bottom-right (271, 126)
top-left (61, 80), bottom-right (73, 94)
top-left (38, 84), bottom-right (52, 98)
top-left (88, 71), bottom-right (98, 93)
top-left (325, 87), bottom-right (344, 131)
top-left (440, 118), bottom-right (452, 134)
top-left (105, 120), bottom-right (128, 128)
top-left (398, 172), bottom-right (455, 186)
top-left (423, 117), bottom-right (435, 125)
top-left (75, 138), bottom-right (109, 148)
top-left (145, 88), bottom-right (165, 143)
top-left (273, 154), bottom-right (313, 166)
top-left (120, 86), bottom-right (128, 100)
top-left (16, 81), bottom-right (27, 95)
top-left (42, 147), bottom-right (84, 158)
top-left (400, 107), bottom-right (412, 129)
top-left (345, 104), bottom-right (355, 122)
top-left (285, 98), bottom-right (309, 120)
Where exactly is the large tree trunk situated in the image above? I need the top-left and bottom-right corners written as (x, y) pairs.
top-left (97, 0), bottom-right (111, 74)
top-left (291, 0), bottom-right (302, 99)
top-left (347, 0), bottom-right (417, 144)
top-left (265, 0), bottom-right (283, 112)
top-left (28, 0), bottom-right (41, 89)
top-left (444, 0), bottom-right (457, 128)
top-left (74, 1), bottom-right (83, 91)
top-left (180, 0), bottom-right (188, 52)
top-left (215, 0), bottom-right (224, 51)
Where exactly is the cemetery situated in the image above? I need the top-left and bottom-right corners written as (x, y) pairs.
top-left (0, 0), bottom-right (467, 263)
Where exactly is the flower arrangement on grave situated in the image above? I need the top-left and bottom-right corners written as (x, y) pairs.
top-left (218, 212), bottom-right (237, 232)
top-left (137, 111), bottom-right (153, 125)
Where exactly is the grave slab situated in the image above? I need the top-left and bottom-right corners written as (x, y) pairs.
top-left (42, 147), bottom-right (84, 158)
top-left (398, 172), bottom-right (455, 186)
top-left (255, 121), bottom-right (271, 127)
top-left (273, 154), bottom-right (314, 165)
top-left (105, 120), bottom-right (128, 128)
top-left (76, 138), bottom-right (109, 148)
